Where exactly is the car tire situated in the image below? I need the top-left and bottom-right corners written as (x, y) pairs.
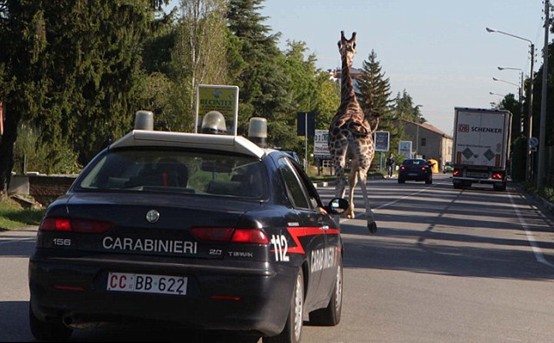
top-left (309, 255), bottom-right (343, 326)
top-left (398, 178), bottom-right (405, 184)
top-left (29, 302), bottom-right (72, 341)
top-left (263, 269), bottom-right (304, 343)
top-left (425, 178), bottom-right (432, 184)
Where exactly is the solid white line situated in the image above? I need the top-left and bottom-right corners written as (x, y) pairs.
top-left (508, 191), bottom-right (554, 268)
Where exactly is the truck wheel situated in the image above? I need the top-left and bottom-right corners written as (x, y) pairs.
top-left (264, 269), bottom-right (304, 343)
top-left (309, 255), bottom-right (343, 326)
top-left (29, 303), bottom-right (72, 341)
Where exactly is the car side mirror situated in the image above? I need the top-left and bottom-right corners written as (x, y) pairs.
top-left (325, 197), bottom-right (349, 215)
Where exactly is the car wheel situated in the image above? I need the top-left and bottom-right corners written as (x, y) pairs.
top-left (263, 269), bottom-right (304, 343)
top-left (29, 302), bottom-right (72, 341)
top-left (425, 178), bottom-right (432, 184)
top-left (309, 255), bottom-right (343, 326)
top-left (398, 178), bottom-right (405, 184)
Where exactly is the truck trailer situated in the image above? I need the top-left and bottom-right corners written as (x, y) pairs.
top-left (451, 107), bottom-right (512, 191)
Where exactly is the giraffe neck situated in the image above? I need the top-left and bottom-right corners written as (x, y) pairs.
top-left (341, 56), bottom-right (356, 104)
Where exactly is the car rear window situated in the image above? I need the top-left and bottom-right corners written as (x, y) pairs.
top-left (77, 148), bottom-right (265, 199)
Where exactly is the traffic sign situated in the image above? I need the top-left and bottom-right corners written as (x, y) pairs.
top-left (529, 137), bottom-right (539, 147)
top-left (374, 131), bottom-right (390, 152)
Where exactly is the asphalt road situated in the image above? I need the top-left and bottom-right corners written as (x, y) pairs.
top-left (2, 173), bottom-right (554, 342)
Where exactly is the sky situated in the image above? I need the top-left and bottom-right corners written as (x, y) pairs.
top-left (165, 0), bottom-right (547, 136)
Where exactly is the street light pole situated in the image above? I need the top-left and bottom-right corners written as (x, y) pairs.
top-left (497, 67), bottom-right (525, 135)
top-left (486, 27), bottom-right (535, 183)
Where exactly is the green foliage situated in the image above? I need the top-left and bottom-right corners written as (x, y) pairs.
top-left (510, 135), bottom-right (527, 182)
top-left (357, 50), bottom-right (392, 119)
top-left (14, 122), bottom-right (81, 175)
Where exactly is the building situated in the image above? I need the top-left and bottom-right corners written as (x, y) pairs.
top-left (401, 119), bottom-right (453, 171)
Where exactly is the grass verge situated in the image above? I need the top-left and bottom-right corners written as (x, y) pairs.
top-left (0, 197), bottom-right (45, 231)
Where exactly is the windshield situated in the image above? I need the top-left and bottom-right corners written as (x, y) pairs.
top-left (77, 148), bottom-right (265, 199)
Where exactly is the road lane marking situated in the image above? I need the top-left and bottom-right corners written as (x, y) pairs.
top-left (508, 192), bottom-right (554, 268)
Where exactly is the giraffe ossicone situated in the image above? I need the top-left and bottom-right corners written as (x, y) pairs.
top-left (328, 31), bottom-right (378, 234)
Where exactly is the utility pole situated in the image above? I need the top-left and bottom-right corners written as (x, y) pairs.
top-left (537, 0), bottom-right (550, 190)
top-left (527, 45), bottom-right (535, 181)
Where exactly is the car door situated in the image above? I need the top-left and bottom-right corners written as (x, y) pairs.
top-left (278, 156), bottom-right (340, 308)
top-left (288, 159), bottom-right (341, 302)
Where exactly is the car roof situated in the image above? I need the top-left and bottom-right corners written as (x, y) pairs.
top-left (109, 130), bottom-right (266, 158)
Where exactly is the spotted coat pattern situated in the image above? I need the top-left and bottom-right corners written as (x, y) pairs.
top-left (328, 31), bottom-right (378, 220)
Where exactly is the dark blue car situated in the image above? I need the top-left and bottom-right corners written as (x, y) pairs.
top-left (398, 158), bottom-right (433, 184)
top-left (28, 125), bottom-right (348, 343)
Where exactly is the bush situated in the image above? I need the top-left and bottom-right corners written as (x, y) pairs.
top-left (14, 122), bottom-right (82, 175)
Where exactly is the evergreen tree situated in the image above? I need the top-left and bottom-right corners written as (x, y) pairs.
top-left (0, 1), bottom-right (168, 191)
top-left (393, 90), bottom-right (425, 123)
top-left (356, 50), bottom-right (404, 162)
top-left (227, 0), bottom-right (291, 143)
top-left (357, 50), bottom-right (392, 121)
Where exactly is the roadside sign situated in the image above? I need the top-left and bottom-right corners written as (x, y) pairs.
top-left (398, 140), bottom-right (412, 159)
top-left (314, 129), bottom-right (331, 159)
top-left (195, 84), bottom-right (239, 135)
top-left (374, 131), bottom-right (390, 152)
top-left (529, 137), bottom-right (539, 147)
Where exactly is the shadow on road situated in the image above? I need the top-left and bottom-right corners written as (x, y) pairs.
top-left (335, 181), bottom-right (554, 281)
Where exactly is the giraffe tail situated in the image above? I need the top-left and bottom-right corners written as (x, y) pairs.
top-left (370, 116), bottom-right (380, 134)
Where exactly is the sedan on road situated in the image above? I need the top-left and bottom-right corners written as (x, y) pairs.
top-left (28, 117), bottom-right (348, 343)
top-left (398, 158), bottom-right (433, 184)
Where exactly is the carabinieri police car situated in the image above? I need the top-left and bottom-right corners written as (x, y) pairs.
top-left (28, 110), bottom-right (348, 343)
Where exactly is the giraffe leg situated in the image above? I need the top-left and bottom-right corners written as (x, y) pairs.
top-left (345, 168), bottom-right (357, 219)
top-left (358, 170), bottom-right (377, 233)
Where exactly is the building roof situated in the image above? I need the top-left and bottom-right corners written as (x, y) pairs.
top-left (401, 119), bottom-right (452, 139)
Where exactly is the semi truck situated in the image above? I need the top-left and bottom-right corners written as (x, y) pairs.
top-left (451, 107), bottom-right (512, 191)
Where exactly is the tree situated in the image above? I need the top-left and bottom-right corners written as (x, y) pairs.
top-left (169, 0), bottom-right (228, 132)
top-left (0, 0), bottom-right (48, 194)
top-left (227, 0), bottom-right (292, 143)
top-left (357, 50), bottom-right (392, 121)
top-left (0, 1), bottom-right (169, 194)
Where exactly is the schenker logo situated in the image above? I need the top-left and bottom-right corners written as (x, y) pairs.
top-left (458, 123), bottom-right (502, 133)
top-left (102, 236), bottom-right (197, 254)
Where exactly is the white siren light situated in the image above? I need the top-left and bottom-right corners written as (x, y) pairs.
top-left (135, 110), bottom-right (154, 130)
top-left (248, 117), bottom-right (267, 148)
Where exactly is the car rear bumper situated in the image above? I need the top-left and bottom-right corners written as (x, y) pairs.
top-left (398, 173), bottom-right (431, 181)
top-left (28, 255), bottom-right (296, 336)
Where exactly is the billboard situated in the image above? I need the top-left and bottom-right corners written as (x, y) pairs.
top-left (195, 85), bottom-right (239, 135)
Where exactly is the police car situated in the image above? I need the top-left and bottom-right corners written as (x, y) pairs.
top-left (28, 111), bottom-right (348, 343)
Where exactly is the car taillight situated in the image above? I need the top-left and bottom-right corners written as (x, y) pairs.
top-left (190, 227), bottom-right (269, 244)
top-left (492, 172), bottom-right (504, 180)
top-left (400, 166), bottom-right (406, 171)
top-left (453, 169), bottom-right (460, 176)
top-left (39, 218), bottom-right (112, 233)
top-left (420, 167), bottom-right (427, 171)
top-left (231, 229), bottom-right (269, 244)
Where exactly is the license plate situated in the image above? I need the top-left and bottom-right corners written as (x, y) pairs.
top-left (107, 272), bottom-right (187, 295)
top-left (467, 172), bottom-right (488, 178)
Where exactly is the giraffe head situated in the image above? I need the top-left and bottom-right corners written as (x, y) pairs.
top-left (338, 31), bottom-right (357, 66)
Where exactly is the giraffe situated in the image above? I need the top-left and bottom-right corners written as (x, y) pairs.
top-left (328, 31), bottom-right (379, 233)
